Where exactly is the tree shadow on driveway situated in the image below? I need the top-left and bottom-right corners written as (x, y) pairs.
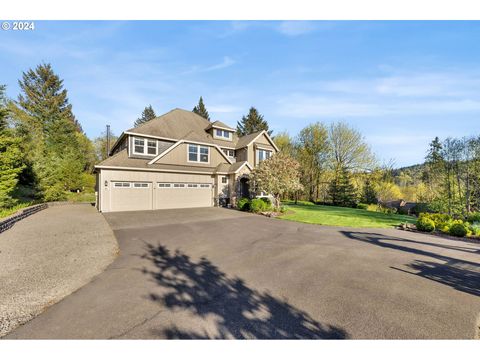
top-left (341, 231), bottom-right (480, 297)
top-left (140, 243), bottom-right (347, 339)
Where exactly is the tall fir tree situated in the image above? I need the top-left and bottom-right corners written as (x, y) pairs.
top-left (329, 166), bottom-right (357, 207)
top-left (11, 63), bottom-right (90, 200)
top-left (192, 96), bottom-right (210, 121)
top-left (236, 107), bottom-right (272, 136)
top-left (0, 85), bottom-right (24, 207)
top-left (362, 176), bottom-right (377, 204)
top-left (134, 105), bottom-right (157, 127)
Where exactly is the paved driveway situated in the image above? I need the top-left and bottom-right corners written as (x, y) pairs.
top-left (7, 208), bottom-right (480, 339)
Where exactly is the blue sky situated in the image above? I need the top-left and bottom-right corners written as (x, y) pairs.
top-left (1, 20), bottom-right (480, 166)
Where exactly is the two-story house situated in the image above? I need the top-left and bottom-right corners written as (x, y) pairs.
top-left (94, 108), bottom-right (278, 212)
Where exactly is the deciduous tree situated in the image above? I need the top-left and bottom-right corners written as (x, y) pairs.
top-left (250, 152), bottom-right (302, 209)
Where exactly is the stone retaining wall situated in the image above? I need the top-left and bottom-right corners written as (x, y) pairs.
top-left (0, 204), bottom-right (48, 234)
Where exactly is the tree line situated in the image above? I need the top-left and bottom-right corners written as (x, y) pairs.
top-left (2, 63), bottom-right (478, 217)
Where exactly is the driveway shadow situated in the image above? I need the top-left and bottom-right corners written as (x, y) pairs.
top-left (392, 260), bottom-right (480, 297)
top-left (341, 231), bottom-right (480, 297)
top-left (140, 243), bottom-right (347, 339)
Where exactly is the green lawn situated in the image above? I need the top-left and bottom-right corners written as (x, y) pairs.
top-left (279, 202), bottom-right (416, 229)
top-left (0, 201), bottom-right (34, 219)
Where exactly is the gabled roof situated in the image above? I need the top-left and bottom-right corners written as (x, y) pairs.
top-left (112, 108), bottom-right (277, 153)
top-left (235, 130), bottom-right (264, 149)
top-left (206, 120), bottom-right (235, 131)
top-left (126, 108), bottom-right (240, 147)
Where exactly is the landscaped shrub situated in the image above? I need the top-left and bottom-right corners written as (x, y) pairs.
top-left (470, 223), bottom-right (480, 237)
top-left (237, 197), bottom-right (250, 211)
top-left (418, 213), bottom-right (452, 232)
top-left (467, 212), bottom-right (480, 223)
top-left (260, 197), bottom-right (273, 210)
top-left (250, 198), bottom-right (267, 213)
top-left (356, 203), bottom-right (368, 210)
top-left (449, 222), bottom-right (468, 237)
top-left (416, 217), bottom-right (435, 232)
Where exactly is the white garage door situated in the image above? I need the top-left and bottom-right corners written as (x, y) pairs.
top-left (154, 182), bottom-right (212, 210)
top-left (110, 182), bottom-right (153, 212)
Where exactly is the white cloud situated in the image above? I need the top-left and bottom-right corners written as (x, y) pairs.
top-left (182, 56), bottom-right (236, 74)
top-left (277, 21), bottom-right (317, 36)
top-left (275, 94), bottom-right (480, 119)
top-left (204, 56), bottom-right (236, 71)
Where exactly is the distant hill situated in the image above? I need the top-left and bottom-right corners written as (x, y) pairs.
top-left (392, 163), bottom-right (426, 186)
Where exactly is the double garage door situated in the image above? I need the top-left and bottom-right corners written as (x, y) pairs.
top-left (110, 181), bottom-right (213, 212)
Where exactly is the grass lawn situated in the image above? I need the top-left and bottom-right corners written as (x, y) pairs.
top-left (0, 201), bottom-right (34, 220)
top-left (279, 202), bottom-right (416, 229)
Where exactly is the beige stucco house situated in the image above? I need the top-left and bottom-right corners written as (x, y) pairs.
top-left (94, 108), bottom-right (278, 212)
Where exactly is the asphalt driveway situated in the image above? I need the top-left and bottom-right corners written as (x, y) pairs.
top-left (0, 204), bottom-right (118, 337)
top-left (6, 207), bottom-right (480, 339)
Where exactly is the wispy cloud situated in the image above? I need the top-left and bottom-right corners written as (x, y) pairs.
top-left (276, 21), bottom-right (318, 36)
top-left (182, 56), bottom-right (236, 74)
top-left (204, 56), bottom-right (236, 71)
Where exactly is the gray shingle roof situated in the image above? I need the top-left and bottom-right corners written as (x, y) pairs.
top-left (206, 120), bottom-right (235, 131)
top-left (234, 130), bottom-right (264, 149)
top-left (127, 108), bottom-right (240, 147)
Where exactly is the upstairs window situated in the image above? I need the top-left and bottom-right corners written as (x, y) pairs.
top-left (257, 149), bottom-right (272, 164)
top-left (222, 148), bottom-right (235, 158)
top-left (133, 137), bottom-right (157, 156)
top-left (215, 128), bottom-right (232, 139)
top-left (188, 144), bottom-right (209, 163)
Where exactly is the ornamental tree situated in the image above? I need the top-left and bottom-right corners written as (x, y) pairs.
top-left (250, 152), bottom-right (302, 209)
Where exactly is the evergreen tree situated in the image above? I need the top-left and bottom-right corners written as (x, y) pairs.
top-left (11, 63), bottom-right (89, 200)
top-left (134, 105), bottom-right (157, 127)
top-left (236, 107), bottom-right (272, 136)
top-left (0, 85), bottom-right (23, 207)
top-left (329, 166), bottom-right (357, 207)
top-left (362, 176), bottom-right (377, 204)
top-left (192, 96), bottom-right (210, 121)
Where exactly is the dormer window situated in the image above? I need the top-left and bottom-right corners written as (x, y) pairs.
top-left (215, 128), bottom-right (232, 140)
top-left (133, 137), bottom-right (158, 156)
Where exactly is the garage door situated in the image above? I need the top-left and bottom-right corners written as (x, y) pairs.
top-left (110, 181), bottom-right (153, 212)
top-left (154, 182), bottom-right (212, 209)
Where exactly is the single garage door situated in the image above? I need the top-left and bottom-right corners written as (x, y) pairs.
top-left (110, 181), bottom-right (153, 212)
top-left (154, 182), bottom-right (212, 209)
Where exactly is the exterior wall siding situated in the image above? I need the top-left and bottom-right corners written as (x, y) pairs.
top-left (154, 143), bottom-right (226, 168)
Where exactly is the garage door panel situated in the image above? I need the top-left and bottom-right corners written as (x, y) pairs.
top-left (110, 182), bottom-right (153, 212)
top-left (154, 183), bottom-right (212, 210)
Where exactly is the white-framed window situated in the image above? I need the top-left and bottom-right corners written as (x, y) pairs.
top-left (257, 149), bottom-right (272, 164)
top-left (133, 136), bottom-right (157, 156)
top-left (222, 148), bottom-right (235, 158)
top-left (133, 182), bottom-right (150, 188)
top-left (187, 183), bottom-right (198, 188)
top-left (188, 144), bottom-right (209, 163)
top-left (215, 129), bottom-right (232, 140)
top-left (174, 183), bottom-right (185, 188)
top-left (200, 184), bottom-right (211, 188)
top-left (158, 183), bottom-right (171, 188)
top-left (222, 176), bottom-right (228, 184)
top-left (114, 182), bottom-right (131, 188)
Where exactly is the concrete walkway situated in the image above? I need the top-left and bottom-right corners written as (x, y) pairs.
top-left (0, 204), bottom-right (118, 337)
